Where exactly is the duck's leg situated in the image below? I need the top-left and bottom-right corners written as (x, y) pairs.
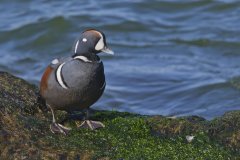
top-left (78, 109), bottom-right (105, 130)
top-left (48, 104), bottom-right (71, 135)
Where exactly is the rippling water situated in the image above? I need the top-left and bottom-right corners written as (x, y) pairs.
top-left (1, 0), bottom-right (240, 119)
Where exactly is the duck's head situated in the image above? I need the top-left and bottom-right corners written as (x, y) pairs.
top-left (72, 29), bottom-right (114, 56)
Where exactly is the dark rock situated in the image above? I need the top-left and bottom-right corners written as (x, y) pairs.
top-left (208, 111), bottom-right (240, 151)
top-left (0, 72), bottom-right (239, 159)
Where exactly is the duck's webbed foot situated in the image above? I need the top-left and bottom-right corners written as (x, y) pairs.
top-left (47, 104), bottom-right (71, 135)
top-left (78, 120), bottom-right (105, 130)
top-left (50, 123), bottom-right (71, 135)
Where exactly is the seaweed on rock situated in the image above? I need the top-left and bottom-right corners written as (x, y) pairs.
top-left (0, 72), bottom-right (239, 159)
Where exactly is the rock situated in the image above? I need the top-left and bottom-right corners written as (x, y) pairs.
top-left (0, 72), bottom-right (239, 159)
top-left (209, 111), bottom-right (240, 150)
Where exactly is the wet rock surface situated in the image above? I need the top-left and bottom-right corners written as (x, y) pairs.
top-left (0, 72), bottom-right (239, 159)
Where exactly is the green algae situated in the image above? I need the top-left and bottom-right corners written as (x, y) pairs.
top-left (45, 115), bottom-right (236, 160)
top-left (0, 72), bottom-right (239, 159)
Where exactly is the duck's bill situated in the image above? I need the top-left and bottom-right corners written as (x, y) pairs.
top-left (101, 47), bottom-right (114, 55)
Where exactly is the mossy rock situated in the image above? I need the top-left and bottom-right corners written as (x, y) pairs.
top-left (208, 111), bottom-right (240, 151)
top-left (147, 115), bottom-right (207, 137)
top-left (0, 72), bottom-right (239, 159)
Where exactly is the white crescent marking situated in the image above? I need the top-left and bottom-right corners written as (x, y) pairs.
top-left (56, 62), bottom-right (68, 89)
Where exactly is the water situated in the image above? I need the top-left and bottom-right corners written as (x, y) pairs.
top-left (1, 0), bottom-right (240, 119)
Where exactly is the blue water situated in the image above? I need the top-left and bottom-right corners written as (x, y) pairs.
top-left (1, 0), bottom-right (240, 119)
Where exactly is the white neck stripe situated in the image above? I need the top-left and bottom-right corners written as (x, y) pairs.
top-left (56, 63), bottom-right (68, 89)
top-left (74, 56), bottom-right (92, 63)
top-left (74, 40), bottom-right (79, 53)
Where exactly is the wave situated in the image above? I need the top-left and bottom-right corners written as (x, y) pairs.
top-left (171, 38), bottom-right (240, 47)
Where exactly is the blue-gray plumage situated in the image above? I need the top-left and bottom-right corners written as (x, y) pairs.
top-left (40, 29), bottom-right (114, 134)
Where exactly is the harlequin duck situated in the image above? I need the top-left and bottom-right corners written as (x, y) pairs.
top-left (40, 29), bottom-right (114, 135)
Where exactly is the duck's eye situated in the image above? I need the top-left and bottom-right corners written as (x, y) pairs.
top-left (82, 38), bottom-right (87, 42)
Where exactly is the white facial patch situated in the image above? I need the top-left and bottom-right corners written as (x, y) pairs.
top-left (82, 38), bottom-right (87, 42)
top-left (74, 40), bottom-right (79, 53)
top-left (95, 32), bottom-right (104, 51)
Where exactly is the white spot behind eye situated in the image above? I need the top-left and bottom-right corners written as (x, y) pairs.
top-left (82, 38), bottom-right (87, 42)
